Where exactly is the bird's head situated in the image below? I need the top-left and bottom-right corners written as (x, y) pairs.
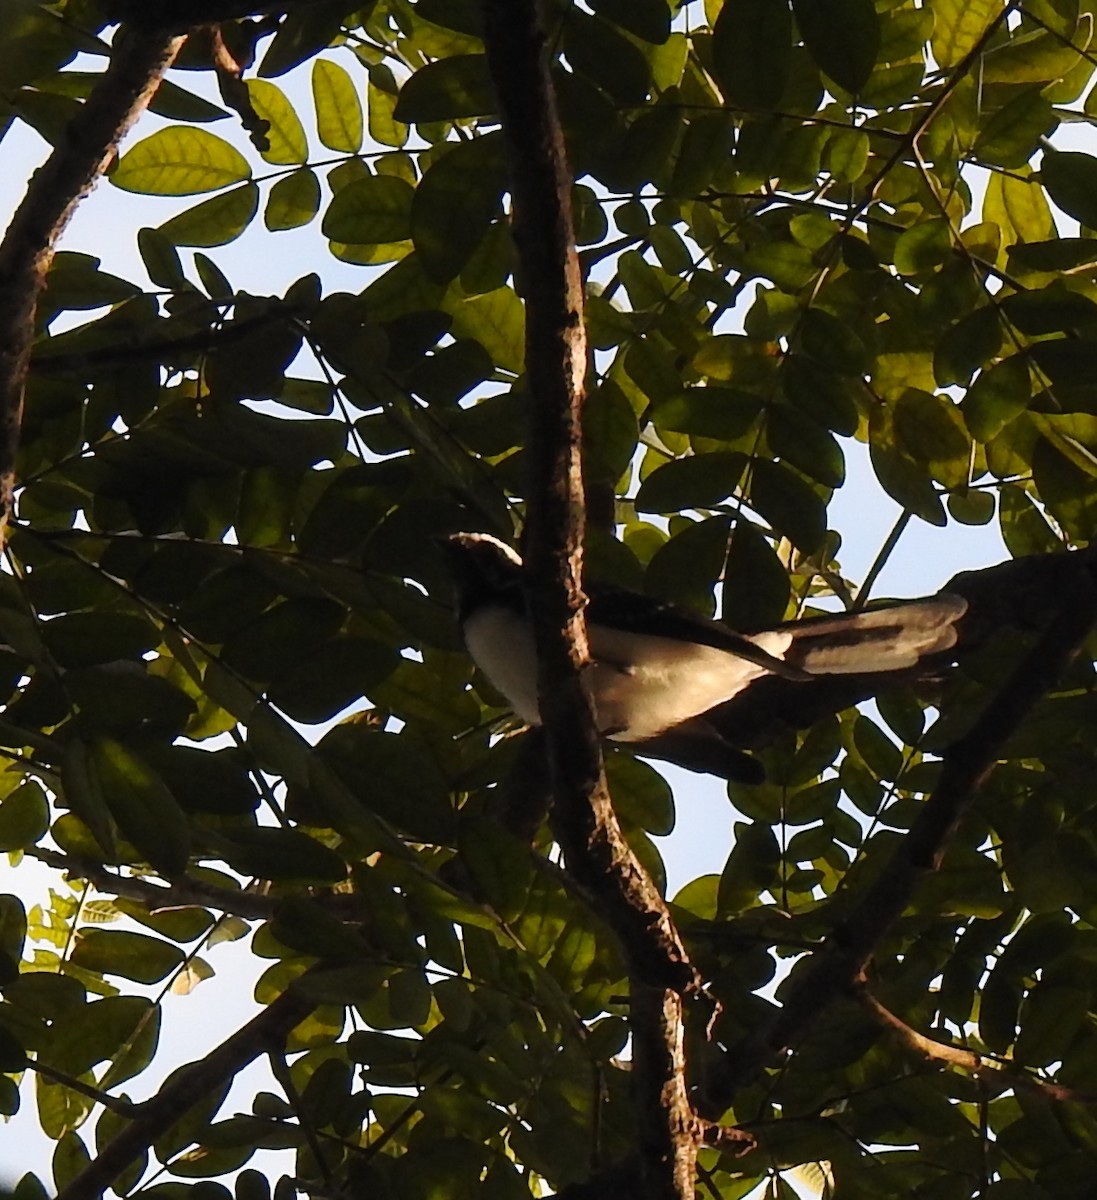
top-left (437, 532), bottom-right (524, 617)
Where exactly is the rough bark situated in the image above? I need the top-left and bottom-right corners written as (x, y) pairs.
top-left (481, 1), bottom-right (703, 1194)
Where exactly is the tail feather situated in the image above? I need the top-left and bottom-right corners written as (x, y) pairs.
top-left (780, 595), bottom-right (968, 675)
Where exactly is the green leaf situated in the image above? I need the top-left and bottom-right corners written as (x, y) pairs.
top-left (635, 452), bottom-right (746, 512)
top-left (1034, 437), bottom-right (1097, 538)
top-left (722, 522), bottom-right (790, 630)
top-left (312, 58), bottom-right (363, 153)
top-left (0, 1023), bottom-right (26, 1072)
top-left (445, 286), bottom-right (525, 375)
top-left (136, 226), bottom-right (186, 289)
top-left (393, 55), bottom-right (496, 123)
top-left (412, 134), bottom-right (506, 282)
top-left (216, 826), bottom-right (347, 884)
top-left (256, 1), bottom-right (345, 77)
top-left (1041, 148), bottom-right (1097, 229)
top-left (158, 183), bottom-right (260, 247)
top-left (148, 79), bottom-right (228, 124)
top-left (982, 25), bottom-right (1086, 85)
top-left (89, 737), bottom-right (191, 876)
top-left (931, 0), bottom-right (1002, 69)
top-left (268, 637), bottom-right (400, 724)
top-left (194, 252), bottom-right (232, 297)
top-left (782, 356), bottom-right (858, 435)
top-left (222, 597), bottom-right (345, 683)
top-left (652, 388), bottom-right (762, 441)
top-left (584, 380), bottom-right (640, 485)
top-left (112, 127), bottom-right (251, 196)
top-left (749, 459), bottom-right (828, 552)
top-left (893, 218), bottom-right (952, 275)
top-left (563, 12), bottom-right (652, 105)
top-left (960, 355), bottom-right (1032, 446)
top-left (893, 389), bottom-right (971, 488)
top-left (1000, 282), bottom-right (1097, 336)
top-left (948, 487), bottom-right (995, 525)
top-left (646, 514), bottom-right (730, 614)
top-left (0, 894), bottom-right (26, 969)
top-left (265, 167), bottom-right (321, 231)
top-left (246, 79), bottom-right (308, 164)
top-left (825, 127), bottom-right (870, 183)
top-left (368, 67), bottom-right (408, 148)
top-left (1031, 412), bottom-right (1097, 476)
top-left (791, 0), bottom-right (879, 93)
top-left (711, 0), bottom-right (792, 109)
top-left (40, 995), bottom-right (159, 1079)
top-left (1008, 237), bottom-right (1097, 272)
top-left (975, 89), bottom-right (1056, 168)
top-left (869, 407), bottom-right (946, 526)
top-left (605, 752), bottom-right (674, 835)
top-left (767, 403), bottom-right (845, 488)
top-left (0, 780), bottom-right (49, 851)
top-left (934, 307), bottom-right (1002, 387)
top-left (71, 929), bottom-right (185, 984)
top-left (589, 0), bottom-right (670, 43)
top-left (798, 307), bottom-right (868, 375)
top-left (42, 612), bottom-right (159, 669)
top-left (322, 173), bottom-right (414, 244)
top-left (718, 821), bottom-right (781, 914)
top-left (458, 819), bottom-right (534, 923)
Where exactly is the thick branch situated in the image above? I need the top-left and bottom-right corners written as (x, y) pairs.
top-left (54, 979), bottom-right (315, 1200)
top-left (481, 3), bottom-right (702, 1196)
top-left (0, 27), bottom-right (185, 546)
top-left (700, 557), bottom-right (1097, 1117)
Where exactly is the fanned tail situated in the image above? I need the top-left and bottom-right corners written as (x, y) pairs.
top-left (777, 595), bottom-right (968, 675)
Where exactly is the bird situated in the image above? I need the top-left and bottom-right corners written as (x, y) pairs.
top-left (439, 531), bottom-right (971, 782)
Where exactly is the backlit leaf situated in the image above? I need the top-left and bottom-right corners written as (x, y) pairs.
top-left (112, 128), bottom-right (251, 196)
top-left (246, 79), bottom-right (308, 164)
top-left (159, 183), bottom-right (260, 247)
top-left (322, 173), bottom-right (414, 244)
top-left (312, 58), bottom-right (363, 152)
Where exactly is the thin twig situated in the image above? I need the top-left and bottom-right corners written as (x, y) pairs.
top-left (860, 989), bottom-right (1097, 1104)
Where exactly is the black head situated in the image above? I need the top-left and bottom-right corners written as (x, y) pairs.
top-left (437, 532), bottom-right (524, 618)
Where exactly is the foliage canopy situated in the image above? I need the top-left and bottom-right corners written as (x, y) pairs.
top-left (3, 0), bottom-right (1097, 1197)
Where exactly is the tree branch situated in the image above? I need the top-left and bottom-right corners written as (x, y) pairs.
top-left (53, 977), bottom-right (315, 1200)
top-left (0, 26), bottom-right (186, 547)
top-left (29, 847), bottom-right (276, 921)
top-left (860, 989), bottom-right (1097, 1105)
top-left (699, 554), bottom-right (1097, 1118)
top-left (28, 1060), bottom-right (141, 1118)
top-left (32, 302), bottom-right (297, 375)
top-left (481, 3), bottom-right (703, 1196)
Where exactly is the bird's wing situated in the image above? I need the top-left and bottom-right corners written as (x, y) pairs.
top-left (585, 585), bottom-right (812, 681)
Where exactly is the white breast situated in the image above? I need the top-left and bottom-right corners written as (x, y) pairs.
top-left (464, 607), bottom-right (541, 724)
top-left (464, 606), bottom-right (794, 742)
